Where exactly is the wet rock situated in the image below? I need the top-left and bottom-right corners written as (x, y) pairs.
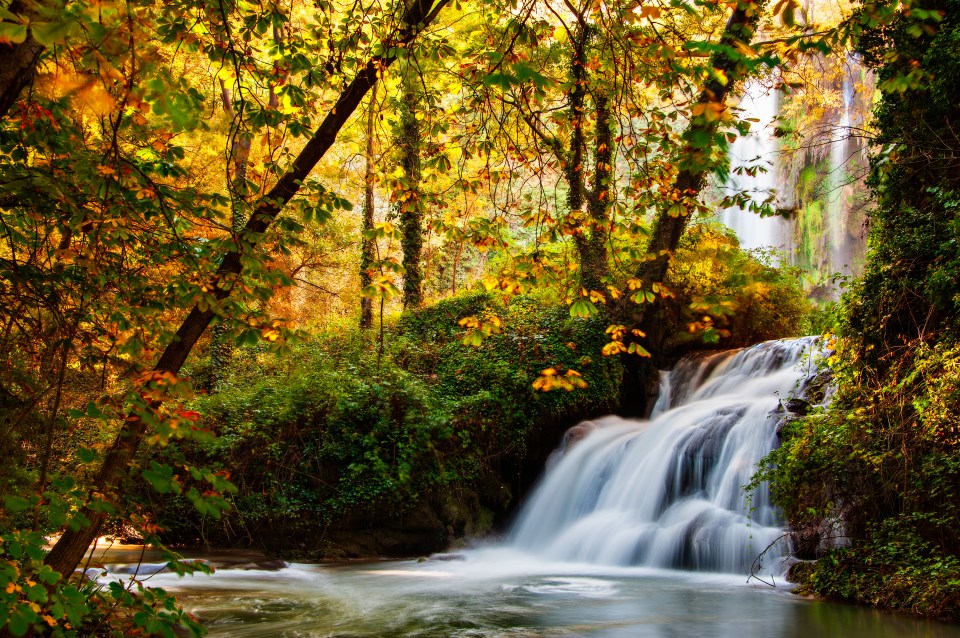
top-left (791, 525), bottom-right (823, 560)
top-left (430, 553), bottom-right (466, 561)
top-left (109, 562), bottom-right (170, 576)
top-left (546, 421), bottom-right (598, 467)
top-left (785, 397), bottom-right (812, 415)
top-left (227, 559), bottom-right (288, 571)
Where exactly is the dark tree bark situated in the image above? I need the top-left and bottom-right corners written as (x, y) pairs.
top-left (582, 94), bottom-right (613, 291)
top-left (566, 23), bottom-right (593, 286)
top-left (618, 0), bottom-right (766, 416)
top-left (522, 19), bottom-right (610, 291)
top-left (633, 1), bottom-right (763, 289)
top-left (43, 0), bottom-right (452, 579)
top-left (360, 89), bottom-right (378, 328)
top-left (0, 3), bottom-right (45, 120)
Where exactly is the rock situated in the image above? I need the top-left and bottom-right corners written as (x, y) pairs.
top-left (430, 553), bottom-right (466, 561)
top-left (226, 559), bottom-right (287, 571)
top-left (786, 560), bottom-right (816, 585)
top-left (785, 397), bottom-right (811, 416)
top-left (791, 525), bottom-right (822, 560)
top-left (546, 421), bottom-right (598, 467)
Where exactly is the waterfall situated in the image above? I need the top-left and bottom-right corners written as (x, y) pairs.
top-left (720, 82), bottom-right (791, 257)
top-left (719, 63), bottom-right (870, 288)
top-left (825, 57), bottom-right (865, 278)
top-left (508, 337), bottom-right (821, 575)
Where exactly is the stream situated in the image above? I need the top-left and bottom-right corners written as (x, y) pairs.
top-left (99, 339), bottom-right (960, 636)
top-left (98, 547), bottom-right (960, 637)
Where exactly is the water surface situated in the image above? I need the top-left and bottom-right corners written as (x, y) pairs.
top-left (114, 549), bottom-right (960, 638)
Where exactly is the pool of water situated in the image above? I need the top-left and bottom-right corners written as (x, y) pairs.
top-left (102, 547), bottom-right (960, 638)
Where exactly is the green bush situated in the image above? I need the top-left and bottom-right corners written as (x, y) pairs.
top-left (150, 294), bottom-right (622, 551)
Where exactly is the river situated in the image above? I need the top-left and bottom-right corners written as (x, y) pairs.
top-left (99, 547), bottom-right (960, 637)
top-left (99, 339), bottom-right (960, 636)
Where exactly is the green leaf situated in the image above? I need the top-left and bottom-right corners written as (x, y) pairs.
top-left (483, 73), bottom-right (514, 91)
top-left (31, 19), bottom-right (74, 46)
top-left (686, 129), bottom-right (711, 148)
top-left (37, 565), bottom-right (61, 586)
top-left (0, 21), bottom-right (27, 44)
top-left (569, 299), bottom-right (598, 318)
top-left (142, 462), bottom-right (181, 495)
top-left (8, 603), bottom-right (38, 637)
top-left (3, 495), bottom-right (36, 513)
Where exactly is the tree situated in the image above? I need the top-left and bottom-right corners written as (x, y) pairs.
top-left (360, 90), bottom-right (379, 328)
top-left (36, 0), bottom-right (453, 580)
top-left (617, 0), bottom-right (770, 415)
top-left (0, 1), bottom-right (45, 119)
top-left (397, 63), bottom-right (426, 308)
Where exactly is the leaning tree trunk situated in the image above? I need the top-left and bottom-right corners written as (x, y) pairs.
top-left (617, 0), bottom-right (766, 416)
top-left (43, 0), bottom-right (452, 579)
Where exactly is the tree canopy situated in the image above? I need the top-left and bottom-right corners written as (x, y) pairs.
top-left (3, 0), bottom-right (953, 632)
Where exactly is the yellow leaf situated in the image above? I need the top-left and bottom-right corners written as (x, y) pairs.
top-left (602, 341), bottom-right (625, 356)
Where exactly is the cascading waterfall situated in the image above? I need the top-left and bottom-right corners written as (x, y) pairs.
top-left (509, 337), bottom-right (821, 575)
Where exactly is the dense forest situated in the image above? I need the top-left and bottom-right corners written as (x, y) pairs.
top-left (0, 0), bottom-right (957, 633)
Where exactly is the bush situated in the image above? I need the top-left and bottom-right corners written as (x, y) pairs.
top-left (664, 223), bottom-right (810, 349)
top-left (148, 294), bottom-right (622, 552)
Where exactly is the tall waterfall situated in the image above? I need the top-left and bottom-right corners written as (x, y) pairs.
top-left (509, 337), bottom-right (821, 575)
top-left (824, 57), bottom-right (866, 278)
top-left (721, 82), bottom-right (791, 256)
top-left (720, 64), bottom-right (870, 287)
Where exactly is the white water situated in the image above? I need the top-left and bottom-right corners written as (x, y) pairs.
top-left (509, 337), bottom-right (821, 575)
top-left (720, 82), bottom-right (791, 257)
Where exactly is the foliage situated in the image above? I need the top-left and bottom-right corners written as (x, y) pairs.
top-left (0, 494), bottom-right (206, 637)
top-left (0, 0), bottom-right (862, 628)
top-left (757, 0), bottom-right (960, 618)
top-left (664, 223), bottom-right (810, 348)
top-left (148, 294), bottom-right (621, 550)
top-left (394, 293), bottom-right (621, 438)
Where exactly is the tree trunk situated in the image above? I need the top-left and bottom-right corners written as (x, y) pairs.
top-left (583, 94), bottom-right (613, 291)
top-left (360, 89), bottom-right (378, 329)
top-left (566, 23), bottom-right (592, 287)
top-left (618, 0), bottom-right (765, 416)
top-left (43, 0), bottom-right (451, 578)
top-left (634, 1), bottom-right (763, 288)
top-left (398, 66), bottom-right (424, 309)
top-left (0, 3), bottom-right (45, 120)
